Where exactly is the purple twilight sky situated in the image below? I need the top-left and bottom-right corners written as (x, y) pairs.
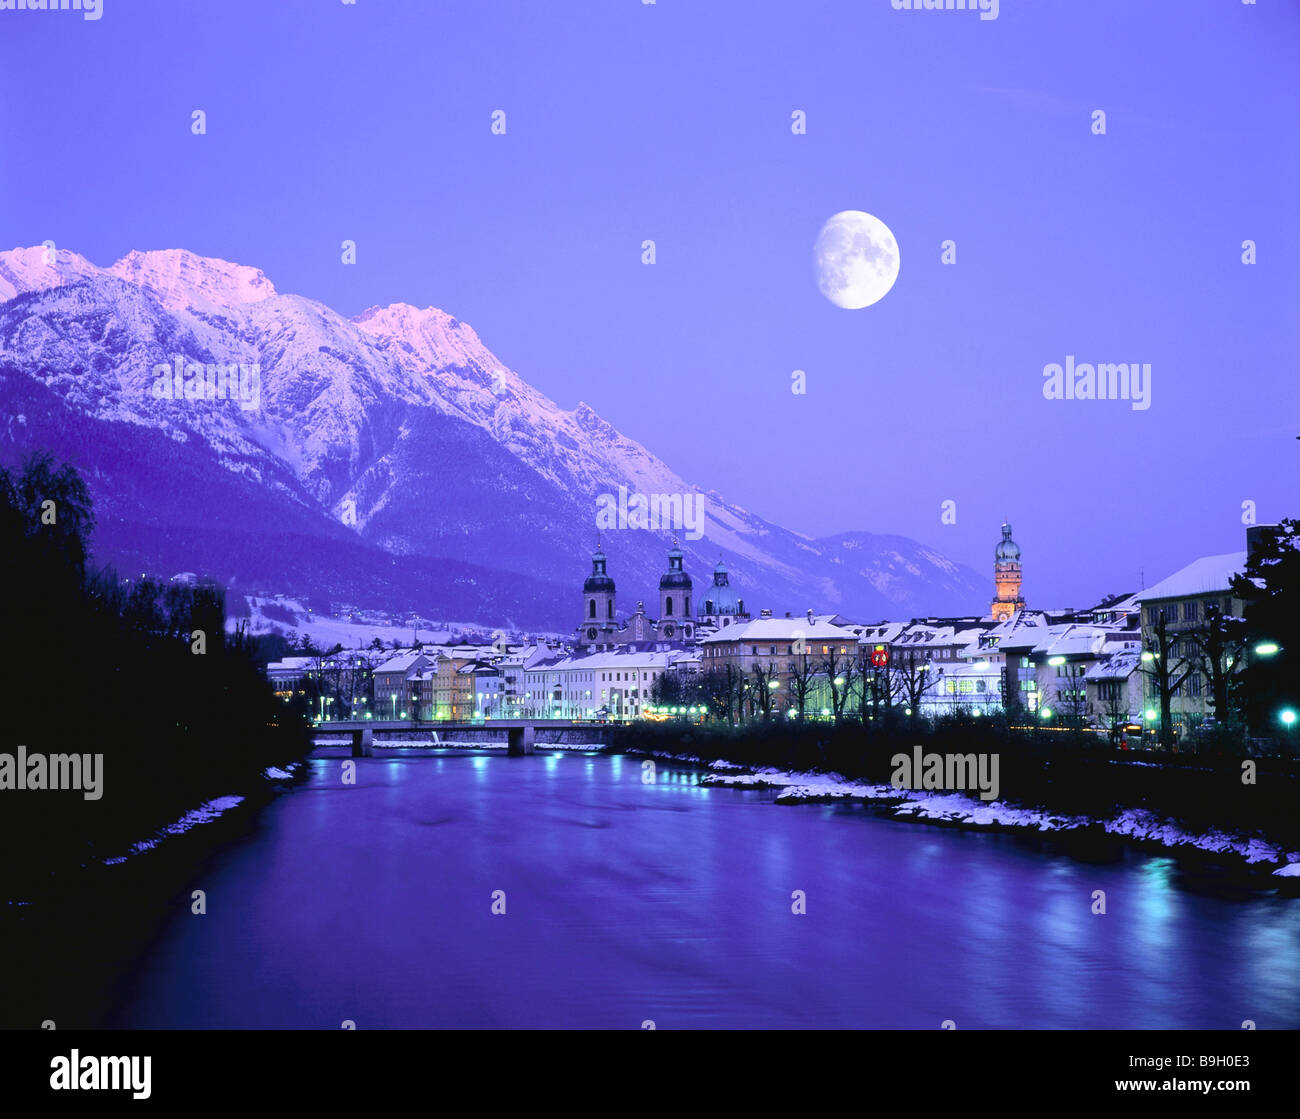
top-left (3, 0), bottom-right (1298, 608)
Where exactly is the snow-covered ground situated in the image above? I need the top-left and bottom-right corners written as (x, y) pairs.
top-left (231, 595), bottom-right (487, 649)
top-left (687, 760), bottom-right (1300, 878)
top-left (102, 763), bottom-right (306, 866)
top-left (103, 796), bottom-right (247, 865)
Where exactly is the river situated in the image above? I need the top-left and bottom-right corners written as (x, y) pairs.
top-left (108, 749), bottom-right (1300, 1029)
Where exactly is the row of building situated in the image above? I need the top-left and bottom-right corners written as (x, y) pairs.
top-left (268, 521), bottom-right (1270, 738)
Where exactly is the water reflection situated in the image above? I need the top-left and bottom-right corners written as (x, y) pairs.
top-left (111, 751), bottom-right (1300, 1029)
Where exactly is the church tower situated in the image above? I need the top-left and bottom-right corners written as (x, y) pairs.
top-left (656, 540), bottom-right (693, 641)
top-left (580, 545), bottom-right (617, 643)
top-left (991, 521), bottom-right (1026, 621)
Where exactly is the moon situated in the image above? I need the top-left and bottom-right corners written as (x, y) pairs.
top-left (813, 210), bottom-right (900, 309)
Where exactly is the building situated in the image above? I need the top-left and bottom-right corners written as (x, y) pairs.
top-left (521, 647), bottom-right (691, 720)
top-left (575, 542), bottom-right (697, 649)
top-left (432, 653), bottom-right (478, 720)
top-left (697, 611), bottom-right (861, 716)
top-left (266, 655), bottom-right (315, 698)
top-left (1135, 546), bottom-right (1249, 740)
top-left (1084, 645), bottom-right (1145, 736)
top-left (373, 651), bottom-right (431, 719)
top-left (991, 521), bottom-right (1026, 621)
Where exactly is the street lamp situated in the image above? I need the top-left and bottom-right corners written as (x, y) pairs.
top-left (1256, 642), bottom-right (1281, 657)
top-left (1281, 708), bottom-right (1297, 728)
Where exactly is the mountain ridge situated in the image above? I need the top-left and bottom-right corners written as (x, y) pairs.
top-left (0, 245), bottom-right (989, 627)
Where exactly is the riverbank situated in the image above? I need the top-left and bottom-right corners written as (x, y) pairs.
top-left (627, 748), bottom-right (1300, 892)
top-left (0, 762), bottom-right (308, 1029)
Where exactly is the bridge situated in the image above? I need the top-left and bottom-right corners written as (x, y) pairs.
top-left (313, 719), bottom-right (615, 757)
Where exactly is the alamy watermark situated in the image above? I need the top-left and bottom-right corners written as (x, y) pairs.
top-left (595, 485), bottom-right (706, 541)
top-left (890, 745), bottom-right (1000, 801)
top-left (0, 746), bottom-right (103, 800)
top-left (151, 356), bottom-right (261, 412)
top-left (1042, 356), bottom-right (1151, 411)
top-left (0, 0), bottom-right (102, 18)
top-left (890, 0), bottom-right (998, 21)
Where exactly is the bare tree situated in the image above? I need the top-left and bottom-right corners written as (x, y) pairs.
top-left (1141, 612), bottom-right (1193, 748)
top-left (820, 647), bottom-right (858, 724)
top-left (1179, 601), bottom-right (1244, 725)
top-left (786, 649), bottom-right (817, 721)
top-left (1050, 663), bottom-right (1090, 728)
top-left (748, 661), bottom-right (779, 719)
top-left (893, 651), bottom-right (943, 716)
top-left (860, 652), bottom-right (900, 722)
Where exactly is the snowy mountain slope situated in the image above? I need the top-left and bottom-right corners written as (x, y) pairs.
top-left (0, 245), bottom-right (987, 624)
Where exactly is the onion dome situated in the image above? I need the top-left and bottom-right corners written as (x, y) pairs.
top-left (584, 548), bottom-right (616, 593)
top-left (995, 522), bottom-right (1021, 563)
top-left (659, 540), bottom-right (693, 590)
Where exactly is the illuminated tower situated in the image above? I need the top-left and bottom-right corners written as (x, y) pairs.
top-left (991, 521), bottom-right (1025, 621)
top-left (580, 544), bottom-right (617, 642)
top-left (656, 540), bottom-right (694, 641)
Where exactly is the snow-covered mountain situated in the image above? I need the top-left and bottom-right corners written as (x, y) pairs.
top-left (0, 246), bottom-right (986, 627)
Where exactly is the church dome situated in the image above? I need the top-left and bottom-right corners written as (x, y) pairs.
top-left (659, 541), bottom-right (693, 590)
top-left (584, 548), bottom-right (616, 592)
top-left (995, 523), bottom-right (1021, 563)
top-left (701, 561), bottom-right (744, 615)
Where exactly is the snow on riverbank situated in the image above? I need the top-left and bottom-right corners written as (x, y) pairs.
top-left (103, 796), bottom-right (247, 865)
top-left (100, 763), bottom-right (306, 866)
top-left (689, 760), bottom-right (1300, 876)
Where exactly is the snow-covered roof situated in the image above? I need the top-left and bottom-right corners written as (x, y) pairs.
top-left (696, 616), bottom-right (860, 645)
top-left (527, 648), bottom-right (689, 673)
top-left (1085, 648), bottom-right (1142, 681)
top-left (1031, 624), bottom-right (1111, 658)
top-left (374, 651), bottom-right (428, 675)
top-left (987, 612), bottom-right (1051, 650)
top-left (858, 621), bottom-right (909, 644)
top-left (266, 656), bottom-right (315, 671)
top-left (1136, 552), bottom-right (1246, 603)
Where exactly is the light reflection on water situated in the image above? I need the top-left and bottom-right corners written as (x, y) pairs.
top-left (111, 749), bottom-right (1300, 1029)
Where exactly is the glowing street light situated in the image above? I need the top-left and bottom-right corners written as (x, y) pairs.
top-left (1281, 708), bottom-right (1298, 728)
top-left (1041, 707), bottom-right (1053, 720)
top-left (1256, 642), bottom-right (1281, 657)
top-left (1145, 709), bottom-right (1157, 721)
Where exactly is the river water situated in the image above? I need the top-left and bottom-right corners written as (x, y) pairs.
top-left (110, 749), bottom-right (1300, 1029)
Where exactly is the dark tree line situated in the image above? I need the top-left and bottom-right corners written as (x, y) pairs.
top-left (0, 452), bottom-right (314, 894)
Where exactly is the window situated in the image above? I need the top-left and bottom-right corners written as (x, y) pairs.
top-left (1183, 600), bottom-right (1199, 622)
